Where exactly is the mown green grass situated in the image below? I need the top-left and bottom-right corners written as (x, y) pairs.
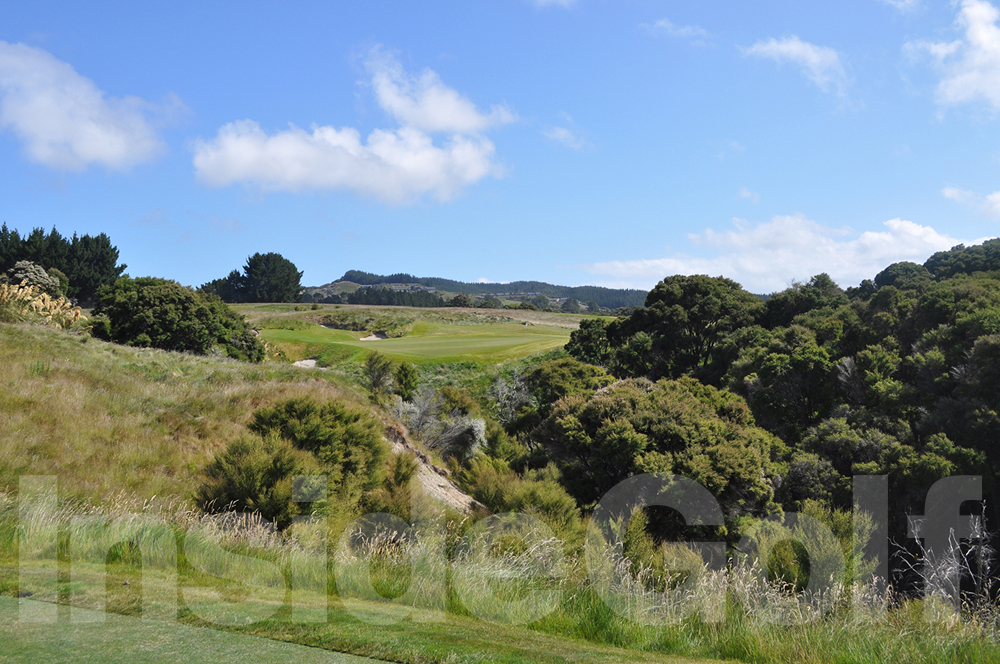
top-left (0, 597), bottom-right (377, 664)
top-left (261, 321), bottom-right (569, 364)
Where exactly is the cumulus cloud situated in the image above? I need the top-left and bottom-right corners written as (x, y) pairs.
top-left (582, 215), bottom-right (969, 293)
top-left (908, 0), bottom-right (1000, 110)
top-left (193, 51), bottom-right (510, 203)
top-left (366, 51), bottom-right (515, 133)
top-left (542, 126), bottom-right (585, 149)
top-left (742, 36), bottom-right (849, 96)
top-left (644, 19), bottom-right (709, 43)
top-left (0, 41), bottom-right (163, 171)
top-left (738, 187), bottom-right (760, 204)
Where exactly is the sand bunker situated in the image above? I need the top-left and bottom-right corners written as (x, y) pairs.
top-left (359, 332), bottom-right (388, 341)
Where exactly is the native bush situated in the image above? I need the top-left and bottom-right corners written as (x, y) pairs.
top-left (249, 397), bottom-right (388, 493)
top-left (92, 276), bottom-right (264, 361)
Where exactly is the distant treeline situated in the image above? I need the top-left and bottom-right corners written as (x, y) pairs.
top-left (338, 270), bottom-right (646, 309)
top-left (0, 224), bottom-right (126, 305)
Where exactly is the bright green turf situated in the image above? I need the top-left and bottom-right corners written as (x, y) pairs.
top-left (260, 320), bottom-right (570, 365)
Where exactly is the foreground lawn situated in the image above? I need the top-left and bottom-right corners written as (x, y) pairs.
top-left (0, 597), bottom-right (377, 664)
top-left (3, 563), bottom-right (721, 664)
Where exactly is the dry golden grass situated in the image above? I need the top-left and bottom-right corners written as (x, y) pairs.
top-left (0, 281), bottom-right (86, 328)
top-left (0, 322), bottom-right (370, 502)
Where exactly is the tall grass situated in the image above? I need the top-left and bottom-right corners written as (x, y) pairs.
top-left (4, 489), bottom-right (1000, 664)
top-left (0, 323), bottom-right (367, 500)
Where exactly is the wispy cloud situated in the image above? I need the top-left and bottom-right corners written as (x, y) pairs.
top-left (0, 41), bottom-right (164, 171)
top-left (193, 49), bottom-right (511, 204)
top-left (738, 187), bottom-right (760, 204)
top-left (942, 186), bottom-right (976, 204)
top-left (879, 0), bottom-right (921, 12)
top-left (643, 18), bottom-right (710, 44)
top-left (907, 0), bottom-right (1000, 110)
top-left (529, 0), bottom-right (577, 7)
top-left (941, 183), bottom-right (1000, 218)
top-left (742, 36), bottom-right (849, 96)
top-left (582, 215), bottom-right (969, 293)
top-left (543, 126), bottom-right (585, 149)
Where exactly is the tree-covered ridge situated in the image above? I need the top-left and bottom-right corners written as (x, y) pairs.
top-left (336, 269), bottom-right (647, 309)
top-left (0, 223), bottom-right (126, 305)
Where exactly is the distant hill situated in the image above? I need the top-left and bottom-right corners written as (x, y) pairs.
top-left (307, 270), bottom-right (647, 309)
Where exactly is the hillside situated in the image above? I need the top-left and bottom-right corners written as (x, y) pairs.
top-left (304, 270), bottom-right (646, 309)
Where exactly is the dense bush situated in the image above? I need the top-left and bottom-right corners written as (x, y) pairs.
top-left (197, 434), bottom-right (323, 528)
top-left (249, 397), bottom-right (388, 493)
top-left (200, 397), bottom-right (389, 528)
top-left (534, 377), bottom-right (784, 538)
top-left (92, 276), bottom-right (264, 361)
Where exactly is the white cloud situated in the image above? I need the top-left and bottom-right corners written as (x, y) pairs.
top-left (582, 215), bottom-right (969, 293)
top-left (193, 121), bottom-right (500, 203)
top-left (738, 187), bottom-right (760, 204)
top-left (0, 41), bottom-right (163, 171)
top-left (366, 50), bottom-right (515, 133)
top-left (908, 0), bottom-right (1000, 110)
top-left (942, 186), bottom-right (976, 203)
top-left (644, 19), bottom-right (709, 42)
top-left (543, 126), bottom-right (585, 149)
top-left (982, 191), bottom-right (1000, 217)
top-left (939, 184), bottom-right (1000, 217)
top-left (880, 0), bottom-right (920, 12)
top-left (193, 51), bottom-right (509, 203)
top-left (742, 36), bottom-right (848, 96)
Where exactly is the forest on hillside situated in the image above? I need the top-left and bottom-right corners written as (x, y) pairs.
top-left (335, 270), bottom-right (647, 309)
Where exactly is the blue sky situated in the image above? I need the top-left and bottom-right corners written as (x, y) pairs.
top-left (2, 0), bottom-right (1000, 293)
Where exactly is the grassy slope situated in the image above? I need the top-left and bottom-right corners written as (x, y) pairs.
top-left (0, 322), bottom-right (369, 499)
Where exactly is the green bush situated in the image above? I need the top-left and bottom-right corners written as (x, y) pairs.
top-left (395, 361), bottom-right (419, 401)
top-left (196, 434), bottom-right (323, 529)
top-left (249, 397), bottom-right (387, 492)
top-left (92, 276), bottom-right (265, 362)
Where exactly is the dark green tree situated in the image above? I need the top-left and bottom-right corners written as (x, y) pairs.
top-left (565, 318), bottom-right (612, 366)
top-left (561, 297), bottom-right (582, 313)
top-left (241, 252), bottom-right (303, 303)
top-left (607, 274), bottom-right (763, 383)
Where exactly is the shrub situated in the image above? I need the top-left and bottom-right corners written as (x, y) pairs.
top-left (197, 434), bottom-right (323, 529)
top-left (7, 261), bottom-right (62, 297)
top-left (92, 276), bottom-right (264, 361)
top-left (395, 361), bottom-right (419, 401)
top-left (249, 397), bottom-right (388, 493)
